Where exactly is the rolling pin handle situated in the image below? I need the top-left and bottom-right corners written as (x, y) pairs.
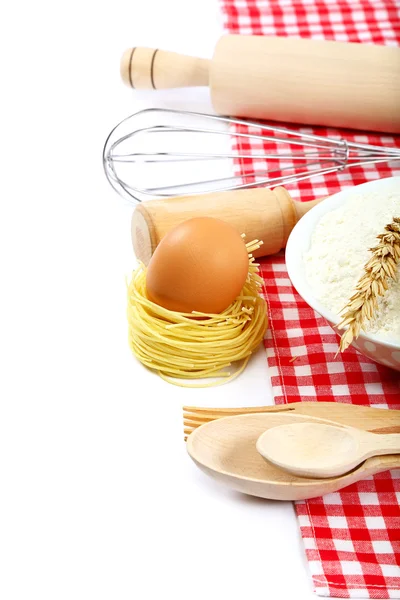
top-left (131, 187), bottom-right (322, 265)
top-left (120, 47), bottom-right (210, 90)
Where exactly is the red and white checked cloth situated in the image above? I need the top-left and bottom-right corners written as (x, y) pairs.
top-left (218, 0), bottom-right (400, 597)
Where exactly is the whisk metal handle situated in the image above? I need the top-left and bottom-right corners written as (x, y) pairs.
top-left (131, 186), bottom-right (320, 265)
top-left (121, 47), bottom-right (210, 90)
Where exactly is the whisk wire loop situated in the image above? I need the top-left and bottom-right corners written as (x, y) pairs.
top-left (103, 108), bottom-right (400, 204)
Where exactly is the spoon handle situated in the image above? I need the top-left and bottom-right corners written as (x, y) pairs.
top-left (364, 432), bottom-right (400, 457)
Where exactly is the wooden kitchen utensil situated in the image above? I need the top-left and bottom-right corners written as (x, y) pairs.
top-left (256, 419), bottom-right (400, 478)
top-left (132, 186), bottom-right (319, 264)
top-left (121, 36), bottom-right (400, 133)
top-left (186, 412), bottom-right (400, 501)
top-left (183, 401), bottom-right (400, 439)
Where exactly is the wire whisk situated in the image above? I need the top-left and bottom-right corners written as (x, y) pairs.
top-left (103, 108), bottom-right (400, 204)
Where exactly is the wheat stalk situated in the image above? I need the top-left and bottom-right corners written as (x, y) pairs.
top-left (337, 217), bottom-right (400, 353)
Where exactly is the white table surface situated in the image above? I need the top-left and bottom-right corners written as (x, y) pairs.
top-left (2, 0), bottom-right (319, 598)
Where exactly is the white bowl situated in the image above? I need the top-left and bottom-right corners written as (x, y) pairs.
top-left (285, 177), bottom-right (400, 372)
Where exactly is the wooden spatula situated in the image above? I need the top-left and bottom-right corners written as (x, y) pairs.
top-left (183, 402), bottom-right (400, 440)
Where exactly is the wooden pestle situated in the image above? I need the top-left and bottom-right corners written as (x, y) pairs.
top-left (121, 36), bottom-right (400, 133)
top-left (131, 187), bottom-right (320, 264)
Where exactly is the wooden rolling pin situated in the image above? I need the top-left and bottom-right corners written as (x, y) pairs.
top-left (121, 35), bottom-right (400, 133)
top-left (131, 186), bottom-right (320, 264)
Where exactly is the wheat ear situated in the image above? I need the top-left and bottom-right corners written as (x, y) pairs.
top-left (337, 217), bottom-right (400, 353)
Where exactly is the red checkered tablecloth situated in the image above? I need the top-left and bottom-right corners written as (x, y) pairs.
top-left (218, 0), bottom-right (400, 597)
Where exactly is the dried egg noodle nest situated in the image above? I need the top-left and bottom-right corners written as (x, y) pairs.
top-left (127, 239), bottom-right (268, 387)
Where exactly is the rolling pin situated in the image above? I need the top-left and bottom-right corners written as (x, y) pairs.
top-left (120, 35), bottom-right (400, 133)
top-left (131, 186), bottom-right (320, 264)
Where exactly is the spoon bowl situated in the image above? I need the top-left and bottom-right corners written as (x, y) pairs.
top-left (256, 421), bottom-right (400, 478)
top-left (186, 412), bottom-right (400, 501)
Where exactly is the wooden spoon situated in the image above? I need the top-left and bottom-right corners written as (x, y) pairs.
top-left (256, 421), bottom-right (400, 479)
top-left (186, 412), bottom-right (400, 501)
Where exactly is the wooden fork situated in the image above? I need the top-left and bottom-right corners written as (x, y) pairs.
top-left (183, 402), bottom-right (400, 440)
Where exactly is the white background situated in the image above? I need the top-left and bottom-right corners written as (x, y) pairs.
top-left (1, 1), bottom-right (318, 598)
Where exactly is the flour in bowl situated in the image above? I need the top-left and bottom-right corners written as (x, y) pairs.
top-left (304, 185), bottom-right (400, 342)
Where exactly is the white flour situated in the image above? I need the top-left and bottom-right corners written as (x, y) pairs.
top-left (304, 185), bottom-right (400, 343)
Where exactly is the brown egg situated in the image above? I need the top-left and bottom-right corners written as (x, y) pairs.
top-left (145, 217), bottom-right (249, 314)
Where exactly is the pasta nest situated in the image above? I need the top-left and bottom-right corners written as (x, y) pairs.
top-left (127, 239), bottom-right (268, 387)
